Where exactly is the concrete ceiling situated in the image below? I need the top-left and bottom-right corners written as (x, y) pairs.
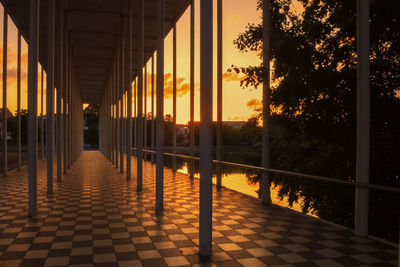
top-left (1, 0), bottom-right (190, 104)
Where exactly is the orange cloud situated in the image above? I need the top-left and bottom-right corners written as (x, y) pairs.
top-left (141, 72), bottom-right (192, 99)
top-left (164, 74), bottom-right (190, 99)
top-left (0, 46), bottom-right (29, 86)
top-left (246, 98), bottom-right (261, 110)
top-left (223, 72), bottom-right (242, 82)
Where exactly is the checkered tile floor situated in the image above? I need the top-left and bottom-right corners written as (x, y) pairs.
top-left (0, 151), bottom-right (398, 266)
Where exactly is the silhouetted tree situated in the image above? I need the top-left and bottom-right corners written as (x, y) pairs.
top-left (232, 0), bottom-right (400, 241)
top-left (84, 104), bottom-right (99, 146)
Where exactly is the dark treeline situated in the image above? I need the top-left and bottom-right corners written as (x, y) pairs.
top-left (84, 104), bottom-right (99, 148)
top-left (133, 115), bottom-right (261, 148)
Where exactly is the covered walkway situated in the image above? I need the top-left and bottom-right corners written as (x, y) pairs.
top-left (0, 151), bottom-right (397, 266)
top-left (0, 0), bottom-right (399, 264)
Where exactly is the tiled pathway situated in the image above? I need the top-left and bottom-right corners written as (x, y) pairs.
top-left (0, 151), bottom-right (398, 266)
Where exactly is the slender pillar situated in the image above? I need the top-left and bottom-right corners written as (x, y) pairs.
top-left (151, 55), bottom-right (155, 163)
top-left (199, 0), bottom-right (213, 256)
top-left (120, 35), bottom-right (124, 173)
top-left (115, 66), bottom-right (117, 165)
top-left (46, 0), bottom-right (55, 194)
top-left (67, 46), bottom-right (70, 169)
top-left (111, 65), bottom-right (114, 165)
top-left (63, 15), bottom-right (68, 174)
top-left (172, 25), bottom-right (177, 172)
top-left (114, 63), bottom-right (117, 164)
top-left (68, 46), bottom-right (71, 169)
top-left (127, 5), bottom-right (132, 181)
top-left (110, 74), bottom-right (113, 164)
top-left (113, 61), bottom-right (116, 165)
top-left (261, 0), bottom-right (272, 204)
top-left (70, 70), bottom-right (73, 163)
top-left (189, 0), bottom-right (195, 179)
top-left (144, 64), bottom-right (147, 155)
top-left (156, 0), bottom-right (165, 212)
top-left (125, 91), bottom-right (127, 163)
top-left (134, 80), bottom-right (137, 156)
top-left (56, 1), bottom-right (64, 182)
top-left (127, 2), bottom-right (133, 180)
top-left (28, 0), bottom-right (40, 217)
top-left (355, 0), bottom-right (370, 237)
top-left (109, 78), bottom-right (113, 160)
top-left (137, 0), bottom-right (144, 191)
top-left (116, 47), bottom-right (120, 169)
top-left (2, 8), bottom-right (8, 176)
top-left (17, 32), bottom-right (22, 170)
top-left (216, 0), bottom-right (223, 190)
top-left (72, 71), bottom-right (75, 161)
top-left (41, 67), bottom-right (44, 160)
top-left (111, 62), bottom-right (114, 164)
top-left (69, 69), bottom-right (75, 163)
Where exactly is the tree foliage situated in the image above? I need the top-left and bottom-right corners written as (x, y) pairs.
top-left (233, 0), bottom-right (400, 241)
top-left (84, 104), bottom-right (99, 146)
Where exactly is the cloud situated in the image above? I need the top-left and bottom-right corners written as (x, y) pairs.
top-left (0, 46), bottom-right (29, 87)
top-left (228, 116), bottom-right (240, 120)
top-left (246, 98), bottom-right (261, 110)
top-left (223, 72), bottom-right (242, 82)
top-left (141, 72), bottom-right (193, 99)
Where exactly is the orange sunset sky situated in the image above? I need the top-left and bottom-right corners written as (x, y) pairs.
top-left (0, 0), bottom-right (263, 124)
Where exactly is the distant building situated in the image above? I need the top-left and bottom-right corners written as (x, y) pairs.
top-left (188, 121), bottom-right (246, 127)
top-left (224, 121), bottom-right (247, 129)
top-left (187, 120), bottom-right (247, 130)
top-left (0, 108), bottom-right (14, 140)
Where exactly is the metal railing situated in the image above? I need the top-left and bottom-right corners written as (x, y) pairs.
top-left (133, 148), bottom-right (400, 195)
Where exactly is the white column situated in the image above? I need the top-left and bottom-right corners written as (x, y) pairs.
top-left (355, 0), bottom-right (370, 237)
top-left (261, 0), bottom-right (271, 204)
top-left (109, 75), bottom-right (111, 163)
top-left (199, 0), bottom-right (213, 256)
top-left (114, 62), bottom-right (117, 165)
top-left (17, 31), bottom-right (21, 170)
top-left (47, 0), bottom-right (55, 194)
top-left (137, 0), bottom-right (144, 191)
top-left (111, 67), bottom-right (114, 165)
top-left (126, 0), bottom-right (133, 181)
top-left (144, 64), bottom-right (147, 155)
top-left (151, 55), bottom-right (155, 163)
top-left (156, 0), bottom-right (165, 212)
top-left (172, 24), bottom-right (177, 172)
top-left (216, 0), bottom-right (223, 190)
top-left (120, 35), bottom-right (125, 173)
top-left (69, 47), bottom-right (72, 167)
top-left (56, 0), bottom-right (64, 182)
top-left (134, 80), bottom-right (137, 156)
top-left (28, 0), bottom-right (40, 217)
top-left (116, 45), bottom-right (119, 169)
top-left (2, 8), bottom-right (8, 176)
top-left (189, 0), bottom-right (195, 179)
top-left (63, 17), bottom-right (68, 174)
top-left (41, 67), bottom-right (44, 160)
top-left (112, 61), bottom-right (115, 165)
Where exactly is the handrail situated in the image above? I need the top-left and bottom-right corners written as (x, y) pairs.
top-left (132, 147), bottom-right (400, 194)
